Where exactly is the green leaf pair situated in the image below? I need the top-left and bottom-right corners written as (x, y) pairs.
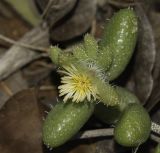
top-left (95, 87), bottom-right (151, 147)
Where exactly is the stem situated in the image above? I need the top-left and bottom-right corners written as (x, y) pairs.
top-left (77, 128), bottom-right (113, 139)
top-left (0, 34), bottom-right (48, 52)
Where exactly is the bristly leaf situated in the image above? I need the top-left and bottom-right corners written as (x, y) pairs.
top-left (59, 52), bottom-right (77, 67)
top-left (91, 76), bottom-right (119, 106)
top-left (97, 46), bottom-right (113, 71)
top-left (50, 46), bottom-right (62, 65)
top-left (84, 34), bottom-right (98, 59)
top-left (73, 44), bottom-right (88, 61)
top-left (50, 46), bottom-right (77, 67)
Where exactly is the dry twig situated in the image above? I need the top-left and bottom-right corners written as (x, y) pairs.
top-left (0, 34), bottom-right (48, 52)
top-left (77, 128), bottom-right (114, 139)
top-left (75, 122), bottom-right (160, 143)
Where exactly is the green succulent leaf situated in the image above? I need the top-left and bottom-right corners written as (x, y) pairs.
top-left (97, 46), bottom-right (113, 71)
top-left (50, 46), bottom-right (62, 65)
top-left (114, 103), bottom-right (151, 147)
top-left (73, 44), bottom-right (88, 61)
top-left (43, 100), bottom-right (94, 148)
top-left (84, 34), bottom-right (98, 59)
top-left (91, 77), bottom-right (119, 106)
top-left (100, 8), bottom-right (138, 80)
top-left (59, 52), bottom-right (77, 67)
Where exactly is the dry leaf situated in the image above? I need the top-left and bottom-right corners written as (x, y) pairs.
top-left (146, 10), bottom-right (160, 110)
top-left (0, 72), bottom-right (28, 109)
top-left (0, 90), bottom-right (42, 153)
top-left (95, 139), bottom-right (129, 153)
top-left (126, 5), bottom-right (156, 104)
top-left (50, 0), bottom-right (97, 41)
top-left (36, 0), bottom-right (77, 27)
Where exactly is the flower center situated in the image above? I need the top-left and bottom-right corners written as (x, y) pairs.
top-left (72, 75), bottom-right (91, 91)
top-left (58, 65), bottom-right (98, 103)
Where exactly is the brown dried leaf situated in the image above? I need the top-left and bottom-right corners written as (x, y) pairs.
top-left (0, 89), bottom-right (42, 153)
top-left (95, 139), bottom-right (115, 153)
top-left (146, 10), bottom-right (160, 110)
top-left (36, 0), bottom-right (77, 27)
top-left (0, 72), bottom-right (28, 109)
top-left (126, 5), bottom-right (156, 104)
top-left (46, 140), bottom-right (96, 153)
top-left (95, 139), bottom-right (128, 153)
top-left (50, 0), bottom-right (97, 41)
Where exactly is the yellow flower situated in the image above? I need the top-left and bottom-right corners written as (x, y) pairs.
top-left (58, 65), bottom-right (98, 103)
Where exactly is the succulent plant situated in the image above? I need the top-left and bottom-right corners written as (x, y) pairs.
top-left (42, 8), bottom-right (151, 148)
